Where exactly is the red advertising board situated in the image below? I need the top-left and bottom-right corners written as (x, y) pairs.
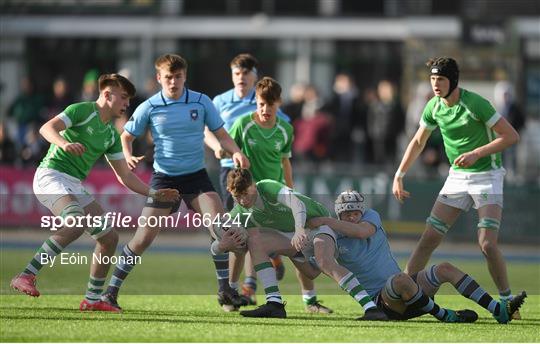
top-left (0, 166), bottom-right (191, 229)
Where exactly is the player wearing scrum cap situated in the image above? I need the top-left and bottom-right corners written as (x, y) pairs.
top-left (224, 169), bottom-right (384, 320)
top-left (308, 190), bottom-right (525, 323)
top-left (392, 57), bottom-right (521, 313)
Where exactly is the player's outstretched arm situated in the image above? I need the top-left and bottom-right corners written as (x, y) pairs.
top-left (39, 116), bottom-right (86, 155)
top-left (276, 189), bottom-right (308, 251)
top-left (307, 217), bottom-right (376, 239)
top-left (107, 158), bottom-right (179, 202)
top-left (212, 127), bottom-right (250, 168)
top-left (392, 126), bottom-right (432, 203)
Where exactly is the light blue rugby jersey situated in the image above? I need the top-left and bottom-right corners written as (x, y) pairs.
top-left (125, 88), bottom-right (224, 176)
top-left (213, 88), bottom-right (290, 168)
top-left (336, 209), bottom-right (401, 298)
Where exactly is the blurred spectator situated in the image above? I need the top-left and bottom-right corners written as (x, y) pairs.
top-left (405, 83), bottom-right (432, 138)
top-left (292, 85), bottom-right (332, 162)
top-left (45, 76), bottom-right (74, 121)
top-left (494, 81), bottom-right (525, 133)
top-left (6, 77), bottom-right (46, 150)
top-left (366, 80), bottom-right (404, 165)
top-left (20, 123), bottom-right (46, 166)
top-left (405, 82), bottom-right (446, 176)
top-left (323, 73), bottom-right (365, 162)
top-left (80, 69), bottom-right (99, 102)
top-left (282, 82), bottom-right (306, 123)
top-left (0, 121), bottom-right (16, 164)
top-left (361, 87), bottom-right (377, 163)
top-left (494, 81), bottom-right (525, 177)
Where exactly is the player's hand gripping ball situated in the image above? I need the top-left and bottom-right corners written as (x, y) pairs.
top-left (215, 217), bottom-right (248, 247)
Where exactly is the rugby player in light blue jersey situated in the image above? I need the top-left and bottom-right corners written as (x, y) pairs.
top-left (307, 190), bottom-right (525, 323)
top-left (224, 169), bottom-right (384, 320)
top-left (102, 54), bottom-right (250, 312)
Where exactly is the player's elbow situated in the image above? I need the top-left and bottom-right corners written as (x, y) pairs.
top-left (413, 138), bottom-right (426, 152)
top-left (38, 123), bottom-right (50, 138)
top-left (511, 131), bottom-right (520, 145)
top-left (121, 131), bottom-right (136, 143)
top-left (353, 225), bottom-right (376, 239)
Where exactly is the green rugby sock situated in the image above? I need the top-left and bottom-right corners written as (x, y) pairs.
top-left (24, 238), bottom-right (63, 275)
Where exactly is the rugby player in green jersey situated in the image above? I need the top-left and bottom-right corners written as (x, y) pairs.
top-left (392, 57), bottom-right (521, 315)
top-left (218, 168), bottom-right (387, 320)
top-left (10, 74), bottom-right (179, 312)
top-left (222, 76), bottom-right (332, 313)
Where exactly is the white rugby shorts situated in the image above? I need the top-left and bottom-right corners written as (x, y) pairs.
top-left (437, 167), bottom-right (505, 211)
top-left (33, 167), bottom-right (94, 210)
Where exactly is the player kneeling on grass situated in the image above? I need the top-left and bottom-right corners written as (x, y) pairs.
top-left (10, 74), bottom-right (179, 312)
top-left (220, 168), bottom-right (387, 320)
top-left (306, 190), bottom-right (526, 323)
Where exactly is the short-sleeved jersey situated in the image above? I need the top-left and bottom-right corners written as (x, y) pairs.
top-left (39, 102), bottom-right (124, 181)
top-left (124, 89), bottom-right (224, 176)
top-left (336, 209), bottom-right (401, 298)
top-left (229, 113), bottom-right (293, 183)
top-left (229, 179), bottom-right (330, 232)
top-left (213, 88), bottom-right (290, 168)
top-left (420, 89), bottom-right (502, 172)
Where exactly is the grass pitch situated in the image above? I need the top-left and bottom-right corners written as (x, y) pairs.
top-left (1, 249), bottom-right (539, 342)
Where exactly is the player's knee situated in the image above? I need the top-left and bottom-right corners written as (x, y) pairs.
top-left (434, 262), bottom-right (455, 279)
top-left (246, 229), bottom-right (262, 246)
top-left (386, 272), bottom-right (417, 299)
top-left (478, 238), bottom-right (498, 256)
top-left (392, 272), bottom-right (412, 288)
top-left (97, 230), bottom-right (118, 248)
top-left (314, 253), bottom-right (337, 275)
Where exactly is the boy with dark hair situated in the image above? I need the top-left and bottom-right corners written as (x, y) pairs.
top-left (393, 57), bottom-right (521, 314)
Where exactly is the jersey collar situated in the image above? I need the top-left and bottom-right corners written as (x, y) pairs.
top-left (232, 88), bottom-right (256, 104)
top-left (161, 88), bottom-right (189, 105)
